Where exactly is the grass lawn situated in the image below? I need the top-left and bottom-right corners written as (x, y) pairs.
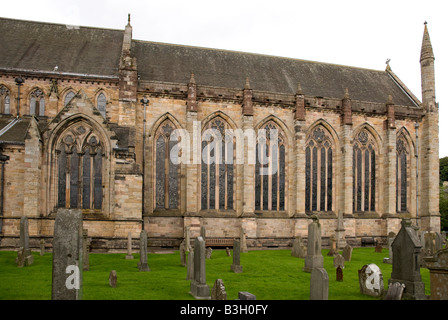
top-left (0, 247), bottom-right (431, 300)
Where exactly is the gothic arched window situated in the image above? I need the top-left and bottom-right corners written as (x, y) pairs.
top-left (0, 85), bottom-right (10, 114)
top-left (396, 135), bottom-right (409, 213)
top-left (201, 117), bottom-right (235, 211)
top-left (64, 91), bottom-right (76, 107)
top-left (154, 119), bottom-right (180, 210)
top-left (255, 121), bottom-right (286, 211)
top-left (30, 88), bottom-right (45, 116)
top-left (57, 124), bottom-right (104, 210)
top-left (353, 129), bottom-right (377, 212)
top-left (97, 93), bottom-right (107, 118)
top-left (305, 126), bottom-right (334, 213)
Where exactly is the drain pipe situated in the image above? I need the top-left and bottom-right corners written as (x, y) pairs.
top-left (0, 147), bottom-right (9, 234)
top-left (140, 97), bottom-right (149, 231)
top-left (415, 121), bottom-right (419, 227)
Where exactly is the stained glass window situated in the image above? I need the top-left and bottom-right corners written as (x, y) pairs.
top-left (0, 85), bottom-right (10, 114)
top-left (97, 93), bottom-right (107, 118)
top-left (396, 135), bottom-right (409, 213)
top-left (57, 126), bottom-right (103, 210)
top-left (305, 126), bottom-right (334, 213)
top-left (352, 129), bottom-right (376, 212)
top-left (154, 120), bottom-right (180, 210)
top-left (201, 117), bottom-right (235, 211)
top-left (30, 88), bottom-right (45, 116)
top-left (255, 121), bottom-right (286, 211)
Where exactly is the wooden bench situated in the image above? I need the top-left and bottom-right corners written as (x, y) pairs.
top-left (205, 238), bottom-right (234, 247)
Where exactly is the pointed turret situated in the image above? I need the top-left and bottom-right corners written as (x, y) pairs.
top-left (294, 82), bottom-right (305, 121)
top-left (187, 72), bottom-right (198, 112)
top-left (420, 22), bottom-right (436, 111)
top-left (242, 77), bottom-right (253, 116)
top-left (122, 13), bottom-right (133, 54)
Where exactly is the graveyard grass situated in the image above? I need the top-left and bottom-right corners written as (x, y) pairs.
top-left (0, 248), bottom-right (430, 300)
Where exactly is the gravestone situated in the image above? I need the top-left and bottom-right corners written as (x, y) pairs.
top-left (303, 216), bottom-right (324, 272)
top-left (310, 268), bottom-right (329, 300)
top-left (109, 270), bottom-right (117, 288)
top-left (333, 253), bottom-right (345, 269)
top-left (190, 237), bottom-right (210, 300)
top-left (180, 240), bottom-right (187, 266)
top-left (211, 279), bottom-right (227, 300)
top-left (186, 248), bottom-right (194, 280)
top-left (231, 238), bottom-right (243, 273)
top-left (40, 239), bottom-right (45, 256)
top-left (336, 266), bottom-right (343, 282)
top-left (291, 236), bottom-right (306, 258)
top-left (184, 226), bottom-right (191, 252)
top-left (383, 232), bottom-right (395, 264)
top-left (375, 244), bottom-right (382, 253)
top-left (17, 216), bottom-right (33, 267)
top-left (389, 219), bottom-right (426, 300)
top-left (226, 247), bottom-right (231, 257)
top-left (358, 264), bottom-right (384, 297)
top-left (239, 292), bottom-right (256, 300)
top-left (206, 247), bottom-right (213, 259)
top-left (51, 209), bottom-right (83, 300)
top-left (327, 235), bottom-right (338, 256)
top-left (240, 227), bottom-right (248, 253)
top-left (138, 230), bottom-right (150, 272)
top-left (424, 248), bottom-right (448, 300)
top-left (82, 229), bottom-right (89, 271)
top-left (385, 282), bottom-right (405, 300)
top-left (125, 232), bottom-right (134, 259)
top-left (342, 244), bottom-right (352, 262)
top-left (335, 210), bottom-right (346, 249)
top-left (200, 226), bottom-right (206, 240)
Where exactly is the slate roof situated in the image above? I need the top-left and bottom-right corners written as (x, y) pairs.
top-left (0, 17), bottom-right (123, 77)
top-left (0, 17), bottom-right (418, 107)
top-left (0, 117), bottom-right (31, 144)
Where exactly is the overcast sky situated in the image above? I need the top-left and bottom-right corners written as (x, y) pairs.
top-left (2, 0), bottom-right (447, 157)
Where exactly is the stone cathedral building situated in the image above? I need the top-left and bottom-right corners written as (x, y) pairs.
top-left (0, 16), bottom-right (440, 251)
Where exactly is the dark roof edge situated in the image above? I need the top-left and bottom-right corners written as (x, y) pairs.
top-left (0, 68), bottom-right (119, 81)
top-left (386, 68), bottom-right (421, 107)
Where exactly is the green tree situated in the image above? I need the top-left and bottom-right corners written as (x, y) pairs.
top-left (440, 156), bottom-right (448, 185)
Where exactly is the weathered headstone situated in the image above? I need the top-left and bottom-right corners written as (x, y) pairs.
top-left (424, 248), bottom-right (448, 300)
top-left (225, 247), bottom-right (231, 257)
top-left (310, 268), bottom-right (329, 300)
top-left (375, 244), bottom-right (382, 253)
top-left (125, 232), bottom-right (134, 259)
top-left (333, 253), bottom-right (345, 269)
top-left (231, 238), bottom-right (243, 273)
top-left (291, 236), bottom-right (306, 258)
top-left (211, 279), bottom-right (227, 300)
top-left (109, 270), bottom-right (117, 288)
top-left (186, 248), bottom-right (194, 280)
top-left (17, 216), bottom-right (33, 267)
top-left (327, 235), bottom-right (338, 256)
top-left (239, 291), bottom-right (256, 300)
top-left (335, 210), bottom-right (346, 249)
top-left (240, 227), bottom-right (248, 253)
top-left (184, 226), bottom-right (191, 252)
top-left (388, 219), bottom-right (426, 300)
top-left (40, 239), bottom-right (45, 256)
top-left (358, 264), bottom-right (384, 297)
top-left (303, 216), bottom-right (324, 272)
top-left (51, 209), bottom-right (83, 300)
top-left (342, 244), bottom-right (353, 262)
top-left (423, 232), bottom-right (437, 257)
top-left (180, 240), bottom-right (187, 266)
top-left (206, 247), bottom-right (213, 259)
top-left (189, 237), bottom-right (210, 300)
top-left (383, 232), bottom-right (395, 264)
top-left (82, 229), bottom-right (89, 271)
top-left (200, 226), bottom-right (206, 240)
top-left (336, 266), bottom-right (343, 282)
top-left (138, 230), bottom-right (150, 272)
top-left (385, 282), bottom-right (405, 300)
